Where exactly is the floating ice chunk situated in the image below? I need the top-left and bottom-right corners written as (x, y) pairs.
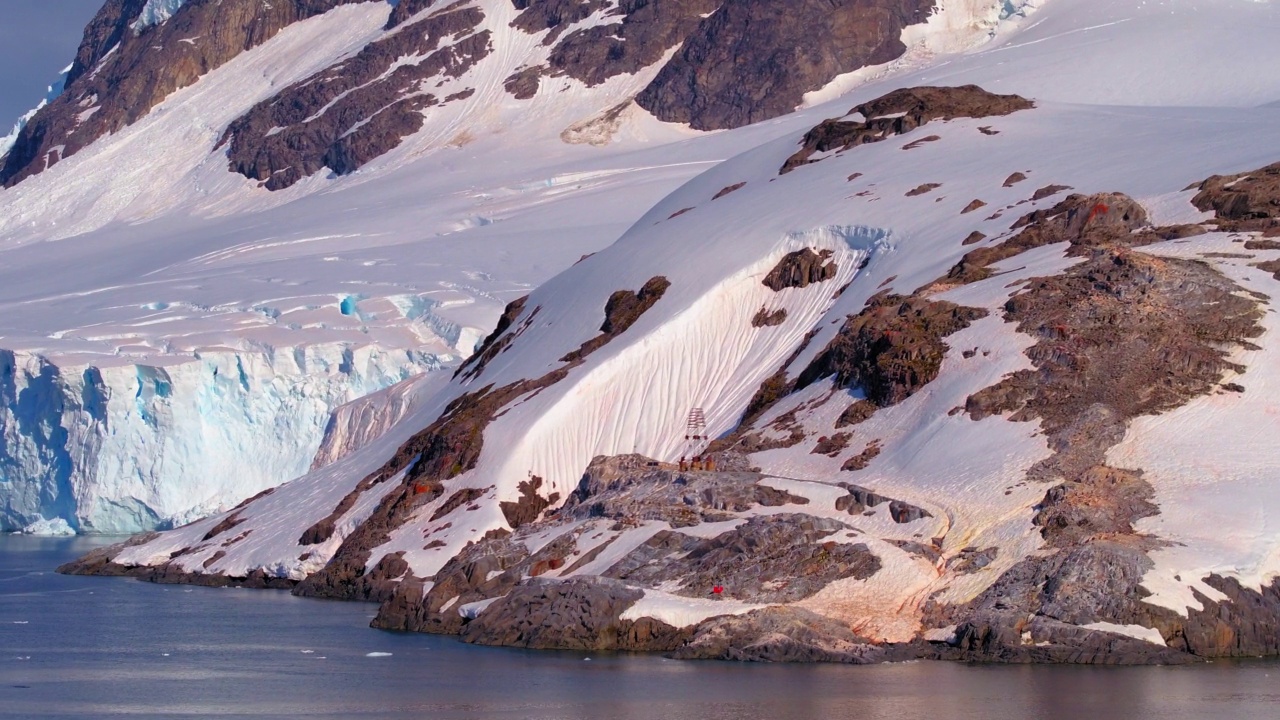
top-left (365, 652), bottom-right (393, 657)
top-left (20, 517), bottom-right (76, 536)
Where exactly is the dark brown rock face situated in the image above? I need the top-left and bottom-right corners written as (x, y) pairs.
top-left (637, 0), bottom-right (935, 131)
top-left (521, 0), bottom-right (723, 87)
top-left (762, 249), bottom-right (838, 291)
top-left (1192, 161), bottom-right (1280, 223)
top-left (780, 84), bottom-right (1035, 173)
top-left (222, 5), bottom-right (492, 190)
top-left (1, 0), bottom-right (368, 187)
top-left (459, 577), bottom-right (691, 651)
top-left (795, 293), bottom-right (987, 406)
top-left (499, 476), bottom-right (559, 529)
top-left (560, 276), bottom-right (671, 362)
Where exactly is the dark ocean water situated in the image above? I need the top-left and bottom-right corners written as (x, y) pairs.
top-left (2, 535), bottom-right (1279, 720)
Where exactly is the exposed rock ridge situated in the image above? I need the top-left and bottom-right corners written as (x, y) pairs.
top-left (1, 0), bottom-right (369, 187)
top-left (920, 171), bottom-right (1269, 662)
top-left (222, 4), bottom-right (492, 190)
top-left (780, 85), bottom-right (1035, 174)
top-left (514, 0), bottom-right (723, 88)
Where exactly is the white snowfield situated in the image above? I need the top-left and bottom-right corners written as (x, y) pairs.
top-left (7, 0), bottom-right (1280, 644)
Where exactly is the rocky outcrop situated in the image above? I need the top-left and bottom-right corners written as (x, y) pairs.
top-left (674, 607), bottom-right (887, 662)
top-left (222, 5), bottom-right (492, 190)
top-left (918, 226), bottom-right (1266, 662)
top-left (752, 308), bottom-right (787, 327)
top-left (455, 296), bottom-right (531, 382)
top-left (1192, 161), bottom-right (1280, 226)
top-left (561, 454), bottom-right (809, 528)
top-left (762, 249), bottom-right (838, 291)
top-left (794, 293), bottom-right (987, 405)
top-left (2, 0), bottom-right (369, 187)
top-left (500, 476), bottom-right (558, 528)
top-left (459, 577), bottom-right (691, 651)
top-left (560, 276), bottom-right (671, 362)
top-left (605, 514), bottom-right (879, 603)
top-left (637, 0), bottom-right (937, 131)
top-left (942, 192), bottom-right (1151, 285)
top-left (780, 85), bottom-right (1035, 173)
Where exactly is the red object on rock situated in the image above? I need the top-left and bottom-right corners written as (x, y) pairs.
top-left (712, 585), bottom-right (724, 594)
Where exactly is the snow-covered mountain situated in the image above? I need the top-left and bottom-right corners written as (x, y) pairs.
top-left (0, 0), bottom-right (1050, 532)
top-left (12, 0), bottom-right (1280, 663)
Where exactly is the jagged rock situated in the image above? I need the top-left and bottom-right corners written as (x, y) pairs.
top-left (372, 535), bottom-right (533, 634)
top-left (500, 476), bottom-right (558, 529)
top-left (431, 488), bottom-right (487, 521)
top-left (456, 296), bottom-right (531, 381)
top-left (714, 182), bottom-right (747, 199)
top-left (519, 0), bottom-right (720, 88)
top-left (780, 85), bottom-right (1034, 173)
top-left (762, 249), bottom-right (838, 291)
top-left (946, 546), bottom-right (999, 574)
top-left (811, 432), bottom-right (852, 457)
top-left (1003, 172), bottom-right (1027, 187)
top-left (835, 399), bottom-right (876, 428)
top-left (639, 0), bottom-right (936, 132)
top-left (840, 442), bottom-right (881, 472)
top-left (906, 183), bottom-right (941, 197)
top-left (560, 276), bottom-right (671, 362)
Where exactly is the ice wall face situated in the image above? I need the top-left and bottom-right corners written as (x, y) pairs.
top-left (0, 345), bottom-right (442, 534)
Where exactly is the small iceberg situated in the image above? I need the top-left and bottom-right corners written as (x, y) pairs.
top-left (365, 652), bottom-right (393, 657)
top-left (20, 517), bottom-right (76, 536)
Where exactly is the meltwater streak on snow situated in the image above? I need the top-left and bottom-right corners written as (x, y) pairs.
top-left (0, 344), bottom-right (439, 534)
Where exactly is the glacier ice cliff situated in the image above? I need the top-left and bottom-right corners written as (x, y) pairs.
top-left (0, 345), bottom-right (442, 534)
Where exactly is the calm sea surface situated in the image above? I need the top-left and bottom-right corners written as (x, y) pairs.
top-left (2, 535), bottom-right (1278, 720)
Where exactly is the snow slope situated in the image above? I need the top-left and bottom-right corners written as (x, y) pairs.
top-left (93, 0), bottom-right (1280, 652)
top-left (3, 0), bottom-right (1059, 533)
top-left (9, 1), bottom-right (1280, 658)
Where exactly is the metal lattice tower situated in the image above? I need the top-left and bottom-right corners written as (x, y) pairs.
top-left (684, 407), bottom-right (709, 459)
top-left (686, 408), bottom-right (707, 441)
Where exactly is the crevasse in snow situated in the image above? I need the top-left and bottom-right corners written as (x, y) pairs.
top-left (0, 344), bottom-right (441, 534)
